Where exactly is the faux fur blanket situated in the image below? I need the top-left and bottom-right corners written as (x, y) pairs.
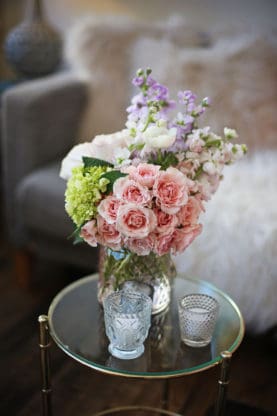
top-left (174, 151), bottom-right (277, 334)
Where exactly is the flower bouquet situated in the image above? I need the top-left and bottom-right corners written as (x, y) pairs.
top-left (60, 68), bottom-right (246, 313)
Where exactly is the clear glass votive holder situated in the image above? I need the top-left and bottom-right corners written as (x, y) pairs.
top-left (103, 290), bottom-right (152, 360)
top-left (178, 293), bottom-right (219, 347)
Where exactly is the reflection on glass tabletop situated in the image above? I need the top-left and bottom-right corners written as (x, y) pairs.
top-left (48, 274), bottom-right (244, 379)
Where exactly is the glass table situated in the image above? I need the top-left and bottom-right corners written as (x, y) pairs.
top-left (38, 274), bottom-right (244, 416)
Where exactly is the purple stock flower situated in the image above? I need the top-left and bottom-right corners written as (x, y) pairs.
top-left (187, 102), bottom-right (196, 113)
top-left (151, 83), bottom-right (169, 100)
top-left (145, 75), bottom-right (156, 87)
top-left (126, 93), bottom-right (148, 118)
top-left (178, 90), bottom-right (197, 104)
top-left (193, 105), bottom-right (205, 116)
top-left (167, 136), bottom-right (189, 153)
top-left (177, 90), bottom-right (211, 119)
top-left (132, 76), bottom-right (145, 87)
top-left (172, 113), bottom-right (194, 137)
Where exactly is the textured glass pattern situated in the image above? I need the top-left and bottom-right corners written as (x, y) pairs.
top-left (178, 294), bottom-right (219, 347)
top-left (98, 248), bottom-right (176, 314)
top-left (103, 291), bottom-right (152, 359)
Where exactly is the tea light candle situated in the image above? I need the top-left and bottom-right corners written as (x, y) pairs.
top-left (178, 294), bottom-right (219, 347)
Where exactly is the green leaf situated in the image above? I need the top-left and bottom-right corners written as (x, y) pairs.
top-left (101, 170), bottom-right (128, 194)
top-left (73, 234), bottom-right (84, 245)
top-left (161, 152), bottom-right (179, 170)
top-left (128, 142), bottom-right (145, 152)
top-left (82, 156), bottom-right (113, 168)
top-left (67, 224), bottom-right (84, 245)
top-left (194, 166), bottom-right (203, 179)
top-left (148, 151), bottom-right (178, 170)
top-left (205, 139), bottom-right (222, 148)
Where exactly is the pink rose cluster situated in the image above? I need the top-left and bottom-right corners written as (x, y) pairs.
top-left (80, 163), bottom-right (204, 256)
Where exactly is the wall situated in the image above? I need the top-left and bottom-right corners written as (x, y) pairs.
top-left (43, 0), bottom-right (277, 33)
top-left (1, 0), bottom-right (276, 79)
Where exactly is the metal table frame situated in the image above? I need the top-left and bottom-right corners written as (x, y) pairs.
top-left (38, 274), bottom-right (242, 416)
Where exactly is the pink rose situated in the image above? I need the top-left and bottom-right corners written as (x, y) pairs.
top-left (97, 196), bottom-right (121, 224)
top-left (80, 220), bottom-right (98, 247)
top-left (155, 209), bottom-right (178, 235)
top-left (127, 163), bottom-right (160, 188)
top-left (116, 203), bottom-right (157, 238)
top-left (177, 196), bottom-right (204, 226)
top-left (171, 224), bottom-right (203, 254)
top-left (126, 233), bottom-right (155, 256)
top-left (154, 233), bottom-right (175, 256)
top-left (113, 177), bottom-right (151, 205)
top-left (153, 167), bottom-right (189, 214)
top-left (97, 215), bottom-right (122, 250)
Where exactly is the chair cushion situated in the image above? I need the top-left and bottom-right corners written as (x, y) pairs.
top-left (16, 162), bottom-right (74, 240)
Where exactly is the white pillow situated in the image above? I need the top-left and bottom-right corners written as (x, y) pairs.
top-left (130, 31), bottom-right (277, 150)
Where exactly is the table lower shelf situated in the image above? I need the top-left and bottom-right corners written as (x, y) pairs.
top-left (93, 405), bottom-right (182, 415)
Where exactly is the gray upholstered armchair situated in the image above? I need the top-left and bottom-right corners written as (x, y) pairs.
top-left (1, 73), bottom-right (99, 284)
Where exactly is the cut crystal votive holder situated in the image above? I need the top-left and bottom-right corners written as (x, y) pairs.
top-left (103, 290), bottom-right (152, 360)
top-left (178, 293), bottom-right (219, 347)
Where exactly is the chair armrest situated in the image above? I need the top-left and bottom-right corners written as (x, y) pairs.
top-left (1, 72), bottom-right (88, 233)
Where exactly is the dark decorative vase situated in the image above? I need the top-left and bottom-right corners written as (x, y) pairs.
top-left (4, 0), bottom-right (62, 78)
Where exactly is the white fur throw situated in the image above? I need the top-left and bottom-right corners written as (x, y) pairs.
top-left (174, 151), bottom-right (277, 334)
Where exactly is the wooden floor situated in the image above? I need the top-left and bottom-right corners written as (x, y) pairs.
top-left (0, 245), bottom-right (277, 416)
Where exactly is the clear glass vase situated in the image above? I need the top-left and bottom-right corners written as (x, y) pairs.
top-left (98, 247), bottom-right (176, 315)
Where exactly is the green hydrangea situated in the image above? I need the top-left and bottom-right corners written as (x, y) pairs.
top-left (65, 165), bottom-right (110, 226)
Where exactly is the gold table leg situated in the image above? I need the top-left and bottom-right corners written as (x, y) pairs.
top-left (161, 378), bottom-right (170, 410)
top-left (214, 351), bottom-right (232, 416)
top-left (38, 315), bottom-right (53, 416)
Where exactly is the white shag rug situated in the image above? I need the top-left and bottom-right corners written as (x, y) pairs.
top-left (174, 151), bottom-right (277, 334)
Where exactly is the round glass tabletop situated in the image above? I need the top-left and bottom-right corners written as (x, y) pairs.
top-left (48, 274), bottom-right (244, 379)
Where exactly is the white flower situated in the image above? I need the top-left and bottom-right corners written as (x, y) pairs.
top-left (198, 150), bottom-right (212, 163)
top-left (203, 161), bottom-right (217, 176)
top-left (90, 129), bottom-right (131, 164)
top-left (198, 173), bottom-right (221, 200)
top-left (221, 142), bottom-right (234, 163)
top-left (231, 144), bottom-right (246, 161)
top-left (212, 148), bottom-right (222, 162)
top-left (185, 151), bottom-right (200, 160)
top-left (187, 130), bottom-right (205, 152)
top-left (59, 142), bottom-right (95, 180)
top-left (114, 147), bottom-right (131, 166)
top-left (142, 123), bottom-right (177, 149)
top-left (126, 120), bottom-right (137, 130)
top-left (224, 127), bottom-right (238, 140)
